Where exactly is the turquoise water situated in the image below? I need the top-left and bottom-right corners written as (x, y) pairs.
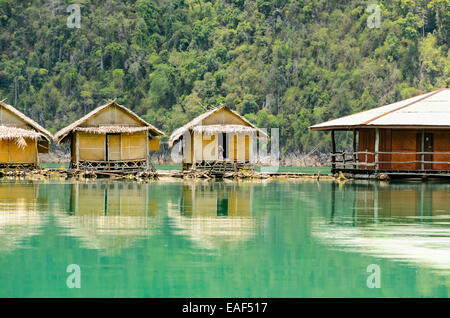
top-left (0, 179), bottom-right (449, 297)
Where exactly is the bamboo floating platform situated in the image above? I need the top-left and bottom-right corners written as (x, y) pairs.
top-left (0, 167), bottom-right (333, 181)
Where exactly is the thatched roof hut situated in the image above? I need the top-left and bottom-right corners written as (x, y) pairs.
top-left (169, 105), bottom-right (268, 170)
top-left (0, 99), bottom-right (53, 167)
top-left (54, 100), bottom-right (165, 171)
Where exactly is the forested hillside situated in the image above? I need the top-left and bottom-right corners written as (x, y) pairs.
top-left (0, 0), bottom-right (448, 153)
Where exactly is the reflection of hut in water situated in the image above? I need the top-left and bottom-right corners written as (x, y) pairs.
top-left (350, 182), bottom-right (450, 218)
top-left (313, 182), bottom-right (450, 271)
top-left (169, 182), bottom-right (257, 250)
top-left (57, 182), bottom-right (160, 252)
top-left (0, 182), bottom-right (45, 252)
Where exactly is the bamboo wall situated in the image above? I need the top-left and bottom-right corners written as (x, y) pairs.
top-left (183, 107), bottom-right (256, 163)
top-left (74, 131), bottom-right (148, 162)
top-left (0, 107), bottom-right (30, 128)
top-left (0, 138), bottom-right (37, 164)
top-left (81, 104), bottom-right (141, 127)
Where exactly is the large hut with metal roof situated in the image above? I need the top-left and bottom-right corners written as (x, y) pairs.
top-left (310, 88), bottom-right (450, 178)
top-left (54, 99), bottom-right (164, 171)
top-left (0, 99), bottom-right (52, 168)
top-left (169, 105), bottom-right (268, 171)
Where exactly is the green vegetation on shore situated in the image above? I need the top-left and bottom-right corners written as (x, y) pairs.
top-left (0, 0), bottom-right (448, 153)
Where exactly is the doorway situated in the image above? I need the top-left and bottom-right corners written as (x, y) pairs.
top-left (106, 134), bottom-right (121, 161)
top-left (218, 133), bottom-right (228, 160)
top-left (424, 133), bottom-right (433, 170)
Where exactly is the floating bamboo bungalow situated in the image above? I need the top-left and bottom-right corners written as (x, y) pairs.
top-left (0, 99), bottom-right (53, 168)
top-left (169, 105), bottom-right (268, 171)
top-left (310, 88), bottom-right (450, 178)
top-left (54, 100), bottom-right (164, 171)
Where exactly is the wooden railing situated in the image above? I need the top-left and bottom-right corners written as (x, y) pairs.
top-left (331, 151), bottom-right (450, 171)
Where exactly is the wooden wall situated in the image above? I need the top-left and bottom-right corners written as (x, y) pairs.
top-left (391, 130), bottom-right (419, 170)
top-left (357, 128), bottom-right (375, 169)
top-left (357, 128), bottom-right (450, 171)
top-left (432, 131), bottom-right (450, 170)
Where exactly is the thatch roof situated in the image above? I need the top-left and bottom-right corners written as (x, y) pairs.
top-left (0, 126), bottom-right (43, 148)
top-left (169, 105), bottom-right (268, 147)
top-left (192, 124), bottom-right (260, 135)
top-left (54, 100), bottom-right (165, 143)
top-left (74, 126), bottom-right (153, 134)
top-left (0, 99), bottom-right (53, 141)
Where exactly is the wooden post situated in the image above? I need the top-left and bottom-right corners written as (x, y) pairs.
top-left (146, 130), bottom-right (149, 170)
top-left (375, 128), bottom-right (379, 171)
top-left (331, 130), bottom-right (336, 172)
top-left (76, 132), bottom-right (80, 169)
top-left (352, 129), bottom-right (357, 169)
top-left (421, 130), bottom-right (425, 171)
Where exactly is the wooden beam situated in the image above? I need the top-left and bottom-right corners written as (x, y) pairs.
top-left (331, 130), bottom-right (336, 172)
top-left (375, 128), bottom-right (379, 171)
top-left (353, 129), bottom-right (357, 169)
top-left (76, 132), bottom-right (79, 168)
top-left (146, 130), bottom-right (149, 170)
top-left (421, 130), bottom-right (425, 171)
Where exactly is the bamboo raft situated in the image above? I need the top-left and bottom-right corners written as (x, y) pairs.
top-left (0, 167), bottom-right (331, 181)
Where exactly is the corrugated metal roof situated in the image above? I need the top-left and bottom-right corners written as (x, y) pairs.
top-left (310, 88), bottom-right (450, 130)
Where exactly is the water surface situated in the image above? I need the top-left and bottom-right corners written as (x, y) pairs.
top-left (0, 179), bottom-right (449, 297)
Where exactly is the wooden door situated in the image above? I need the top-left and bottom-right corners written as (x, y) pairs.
top-left (424, 133), bottom-right (433, 170)
top-left (107, 134), bottom-right (121, 161)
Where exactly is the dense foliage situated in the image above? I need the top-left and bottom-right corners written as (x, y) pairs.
top-left (0, 0), bottom-right (448, 152)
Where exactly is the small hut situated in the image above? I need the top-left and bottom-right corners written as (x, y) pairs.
top-left (0, 99), bottom-right (52, 168)
top-left (54, 100), bottom-right (164, 171)
top-left (310, 88), bottom-right (450, 178)
top-left (169, 105), bottom-right (268, 171)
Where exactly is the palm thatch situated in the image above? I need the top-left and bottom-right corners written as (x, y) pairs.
top-left (192, 124), bottom-right (259, 135)
top-left (0, 126), bottom-right (42, 148)
top-left (74, 126), bottom-right (154, 134)
top-left (54, 100), bottom-right (165, 144)
top-left (0, 99), bottom-right (53, 142)
top-left (169, 105), bottom-right (268, 147)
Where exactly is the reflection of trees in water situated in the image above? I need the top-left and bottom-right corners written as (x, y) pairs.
top-left (313, 181), bottom-right (450, 272)
top-left (0, 181), bottom-right (45, 252)
top-left (169, 181), bottom-right (258, 250)
top-left (56, 182), bottom-right (160, 253)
